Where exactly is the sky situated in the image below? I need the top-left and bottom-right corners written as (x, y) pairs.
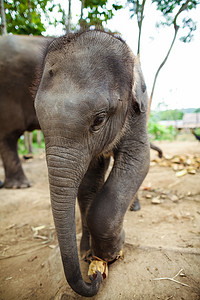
top-left (46, 0), bottom-right (200, 111)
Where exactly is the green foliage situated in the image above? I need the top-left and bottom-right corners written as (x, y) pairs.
top-left (152, 0), bottom-right (199, 42)
top-left (2, 0), bottom-right (57, 35)
top-left (194, 128), bottom-right (200, 136)
top-left (18, 131), bottom-right (45, 155)
top-left (159, 110), bottom-right (183, 120)
top-left (148, 121), bottom-right (176, 141)
top-left (148, 111), bottom-right (177, 140)
top-left (194, 108), bottom-right (200, 113)
top-left (80, 0), bottom-right (123, 29)
top-left (18, 138), bottom-right (29, 155)
top-left (127, 0), bottom-right (144, 21)
top-left (150, 109), bottom-right (184, 122)
top-left (153, 0), bottom-right (198, 15)
top-left (180, 17), bottom-right (197, 42)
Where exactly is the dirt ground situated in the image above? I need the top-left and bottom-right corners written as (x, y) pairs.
top-left (0, 140), bottom-right (200, 300)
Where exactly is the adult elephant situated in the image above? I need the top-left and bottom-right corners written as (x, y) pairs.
top-left (34, 30), bottom-right (150, 297)
top-left (0, 34), bottom-right (50, 188)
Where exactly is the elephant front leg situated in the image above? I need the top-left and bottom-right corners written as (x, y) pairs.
top-left (87, 115), bottom-right (150, 262)
top-left (78, 155), bottom-right (110, 257)
top-left (0, 135), bottom-right (30, 188)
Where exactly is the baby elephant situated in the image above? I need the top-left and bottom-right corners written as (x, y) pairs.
top-left (34, 30), bottom-right (150, 297)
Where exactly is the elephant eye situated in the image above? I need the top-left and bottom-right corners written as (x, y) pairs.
top-left (91, 113), bottom-right (106, 132)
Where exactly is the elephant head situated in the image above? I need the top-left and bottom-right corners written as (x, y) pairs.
top-left (34, 30), bottom-right (150, 297)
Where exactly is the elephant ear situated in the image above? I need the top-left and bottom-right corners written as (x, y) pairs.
top-left (132, 56), bottom-right (148, 113)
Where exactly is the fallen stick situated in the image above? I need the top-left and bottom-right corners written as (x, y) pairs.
top-left (153, 269), bottom-right (190, 287)
top-left (0, 244), bottom-right (58, 260)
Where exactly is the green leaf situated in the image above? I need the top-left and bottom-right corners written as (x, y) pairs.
top-left (3, 0), bottom-right (62, 35)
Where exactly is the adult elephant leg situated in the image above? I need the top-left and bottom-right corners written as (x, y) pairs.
top-left (87, 113), bottom-right (150, 261)
top-left (0, 134), bottom-right (30, 188)
top-left (78, 156), bottom-right (110, 256)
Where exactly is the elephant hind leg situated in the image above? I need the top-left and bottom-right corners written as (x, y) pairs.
top-left (0, 133), bottom-right (30, 189)
top-left (78, 155), bottom-right (110, 256)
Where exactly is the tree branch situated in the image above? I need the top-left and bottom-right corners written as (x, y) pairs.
top-left (137, 0), bottom-right (146, 55)
top-left (0, 0), bottom-right (7, 35)
top-left (174, 0), bottom-right (191, 29)
top-left (66, 0), bottom-right (72, 34)
top-left (154, 268), bottom-right (190, 288)
top-left (147, 0), bottom-right (191, 120)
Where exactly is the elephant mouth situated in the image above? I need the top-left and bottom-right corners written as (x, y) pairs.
top-left (82, 249), bottom-right (123, 264)
top-left (83, 248), bottom-right (124, 280)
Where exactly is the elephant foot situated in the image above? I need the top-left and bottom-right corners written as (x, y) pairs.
top-left (91, 229), bottom-right (125, 263)
top-left (130, 197), bottom-right (141, 211)
top-left (3, 177), bottom-right (31, 189)
top-left (81, 249), bottom-right (93, 262)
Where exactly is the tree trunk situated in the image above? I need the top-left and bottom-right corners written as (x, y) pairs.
top-left (24, 132), bottom-right (33, 154)
top-left (28, 0), bottom-right (32, 24)
top-left (80, 0), bottom-right (85, 30)
top-left (0, 0), bottom-right (7, 35)
top-left (81, 0), bottom-right (84, 19)
top-left (137, 0), bottom-right (146, 56)
top-left (37, 130), bottom-right (42, 145)
top-left (147, 26), bottom-right (179, 122)
top-left (66, 0), bottom-right (72, 34)
top-left (147, 0), bottom-right (191, 122)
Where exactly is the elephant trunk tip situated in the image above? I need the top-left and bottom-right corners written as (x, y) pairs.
top-left (89, 270), bottom-right (103, 295)
top-left (69, 271), bottom-right (102, 297)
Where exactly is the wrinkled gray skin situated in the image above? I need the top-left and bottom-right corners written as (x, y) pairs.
top-left (0, 35), bottom-right (50, 188)
top-left (35, 30), bottom-right (150, 297)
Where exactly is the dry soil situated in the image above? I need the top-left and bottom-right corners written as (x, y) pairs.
top-left (0, 140), bottom-right (200, 300)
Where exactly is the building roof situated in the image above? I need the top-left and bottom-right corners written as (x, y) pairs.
top-left (158, 113), bottom-right (200, 129)
top-left (182, 113), bottom-right (200, 128)
top-left (158, 120), bottom-right (183, 128)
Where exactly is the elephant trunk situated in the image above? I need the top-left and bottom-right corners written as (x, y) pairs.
top-left (45, 144), bottom-right (102, 297)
